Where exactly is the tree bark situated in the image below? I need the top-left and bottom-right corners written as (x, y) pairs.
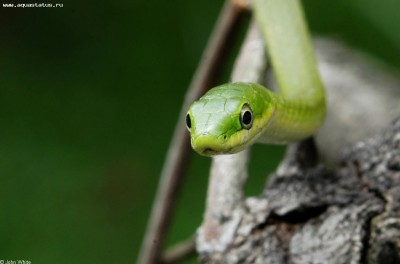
top-left (197, 115), bottom-right (400, 263)
top-left (195, 31), bottom-right (400, 264)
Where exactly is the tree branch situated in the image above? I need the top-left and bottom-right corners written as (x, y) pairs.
top-left (137, 1), bottom-right (246, 263)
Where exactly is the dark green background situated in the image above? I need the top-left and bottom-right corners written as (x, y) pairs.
top-left (1, 0), bottom-right (400, 263)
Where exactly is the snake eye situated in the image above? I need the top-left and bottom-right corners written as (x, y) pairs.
top-left (186, 113), bottom-right (192, 131)
top-left (240, 104), bottom-right (253, 129)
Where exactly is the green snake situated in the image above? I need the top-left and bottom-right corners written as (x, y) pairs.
top-left (186, 0), bottom-right (326, 156)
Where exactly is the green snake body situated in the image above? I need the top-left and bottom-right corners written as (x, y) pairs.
top-left (186, 82), bottom-right (325, 156)
top-left (186, 0), bottom-right (326, 156)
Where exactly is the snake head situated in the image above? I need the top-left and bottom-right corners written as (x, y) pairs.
top-left (186, 102), bottom-right (244, 156)
top-left (185, 82), bottom-right (274, 156)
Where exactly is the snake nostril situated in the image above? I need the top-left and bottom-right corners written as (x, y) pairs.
top-left (223, 135), bottom-right (227, 140)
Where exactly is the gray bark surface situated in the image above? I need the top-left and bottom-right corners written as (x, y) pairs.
top-left (198, 117), bottom-right (400, 264)
top-left (195, 23), bottom-right (400, 263)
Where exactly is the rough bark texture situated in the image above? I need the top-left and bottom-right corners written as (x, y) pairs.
top-left (197, 117), bottom-right (400, 263)
top-left (195, 21), bottom-right (400, 263)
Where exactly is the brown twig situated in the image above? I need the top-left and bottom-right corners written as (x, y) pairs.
top-left (161, 236), bottom-right (196, 264)
top-left (230, 0), bottom-right (251, 11)
top-left (137, 1), bottom-right (246, 263)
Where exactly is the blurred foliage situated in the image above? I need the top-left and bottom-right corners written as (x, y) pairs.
top-left (0, 0), bottom-right (399, 263)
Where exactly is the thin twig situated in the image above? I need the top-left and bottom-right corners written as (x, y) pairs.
top-left (137, 1), bottom-right (246, 263)
top-left (161, 236), bottom-right (196, 264)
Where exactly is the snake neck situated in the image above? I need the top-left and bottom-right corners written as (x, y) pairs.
top-left (258, 93), bottom-right (326, 144)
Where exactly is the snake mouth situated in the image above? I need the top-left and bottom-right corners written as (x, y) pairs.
top-left (201, 146), bottom-right (235, 156)
top-left (202, 148), bottom-right (216, 156)
top-left (202, 147), bottom-right (229, 156)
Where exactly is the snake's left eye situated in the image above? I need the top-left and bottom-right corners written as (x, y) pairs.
top-left (240, 104), bottom-right (253, 129)
top-left (186, 113), bottom-right (192, 131)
